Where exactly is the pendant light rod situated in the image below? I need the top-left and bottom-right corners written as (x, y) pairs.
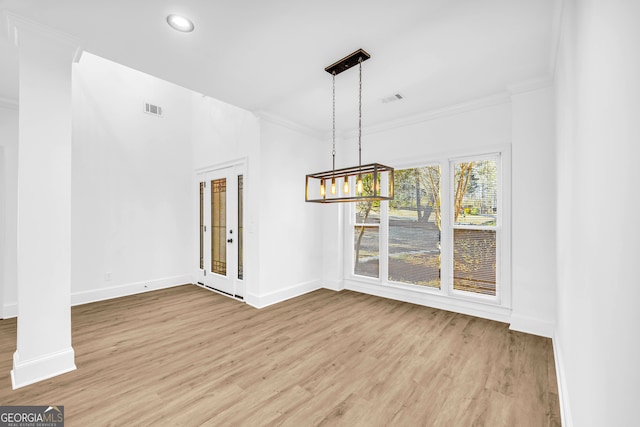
top-left (332, 71), bottom-right (336, 174)
top-left (358, 57), bottom-right (363, 168)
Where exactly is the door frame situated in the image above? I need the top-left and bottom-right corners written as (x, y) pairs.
top-left (195, 159), bottom-right (247, 301)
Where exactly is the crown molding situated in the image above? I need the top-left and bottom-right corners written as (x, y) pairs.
top-left (3, 10), bottom-right (83, 63)
top-left (256, 110), bottom-right (325, 140)
top-left (259, 78), bottom-right (552, 140)
top-left (348, 92), bottom-right (512, 138)
top-left (507, 77), bottom-right (554, 95)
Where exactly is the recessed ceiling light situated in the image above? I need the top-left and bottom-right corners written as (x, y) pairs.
top-left (166, 14), bottom-right (194, 32)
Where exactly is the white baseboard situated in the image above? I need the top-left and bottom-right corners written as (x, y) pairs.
top-left (70, 274), bottom-right (193, 306)
top-left (509, 313), bottom-right (555, 338)
top-left (553, 333), bottom-right (573, 427)
top-left (322, 279), bottom-right (344, 292)
top-left (2, 275), bottom-right (194, 319)
top-left (11, 347), bottom-right (76, 389)
top-left (3, 301), bottom-right (17, 319)
top-left (245, 279), bottom-right (323, 309)
top-left (344, 279), bottom-right (512, 324)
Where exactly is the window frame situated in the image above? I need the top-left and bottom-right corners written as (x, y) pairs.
top-left (346, 146), bottom-right (511, 312)
top-left (448, 153), bottom-right (502, 304)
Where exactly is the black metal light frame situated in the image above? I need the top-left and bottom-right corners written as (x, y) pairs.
top-left (305, 49), bottom-right (395, 204)
top-left (305, 163), bottom-right (394, 203)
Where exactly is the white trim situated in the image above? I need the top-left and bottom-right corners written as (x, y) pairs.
top-left (553, 333), bottom-right (573, 427)
top-left (256, 111), bottom-right (324, 139)
top-left (11, 347), bottom-right (76, 389)
top-left (3, 301), bottom-right (17, 319)
top-left (256, 92), bottom-right (512, 140)
top-left (507, 77), bottom-right (553, 95)
top-left (509, 314), bottom-right (554, 338)
top-left (322, 279), bottom-right (344, 292)
top-left (345, 145), bottom-right (512, 320)
top-left (4, 11), bottom-right (83, 62)
top-left (70, 274), bottom-right (193, 306)
top-left (350, 93), bottom-right (512, 137)
top-left (390, 144), bottom-right (511, 179)
top-left (344, 279), bottom-right (512, 324)
top-left (194, 157), bottom-right (248, 176)
top-left (3, 276), bottom-right (192, 318)
top-left (245, 279), bottom-right (323, 309)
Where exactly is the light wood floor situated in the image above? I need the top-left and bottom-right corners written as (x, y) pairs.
top-left (0, 285), bottom-right (560, 426)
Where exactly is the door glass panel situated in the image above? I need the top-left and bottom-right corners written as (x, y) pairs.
top-left (199, 182), bottom-right (204, 270)
top-left (388, 166), bottom-right (441, 288)
top-left (238, 175), bottom-right (244, 280)
top-left (211, 178), bottom-right (227, 276)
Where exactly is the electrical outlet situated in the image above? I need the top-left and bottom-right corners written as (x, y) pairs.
top-left (104, 272), bottom-right (112, 281)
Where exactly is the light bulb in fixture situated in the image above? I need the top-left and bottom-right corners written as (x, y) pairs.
top-left (343, 177), bottom-right (350, 194)
top-left (320, 180), bottom-right (326, 197)
top-left (356, 174), bottom-right (363, 194)
top-left (330, 177), bottom-right (336, 195)
top-left (167, 14), bottom-right (195, 32)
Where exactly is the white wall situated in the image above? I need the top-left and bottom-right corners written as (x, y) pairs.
top-left (510, 86), bottom-right (557, 337)
top-left (555, 0), bottom-right (640, 425)
top-left (254, 119), bottom-right (325, 307)
top-left (354, 101), bottom-right (512, 167)
top-left (71, 53), bottom-right (194, 304)
top-left (191, 95), bottom-right (261, 302)
top-left (0, 104), bottom-right (18, 318)
top-left (192, 96), bottom-right (260, 171)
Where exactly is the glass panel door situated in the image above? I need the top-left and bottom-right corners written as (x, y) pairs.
top-left (197, 164), bottom-right (245, 299)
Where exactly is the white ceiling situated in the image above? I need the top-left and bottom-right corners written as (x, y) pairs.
top-left (0, 0), bottom-right (559, 133)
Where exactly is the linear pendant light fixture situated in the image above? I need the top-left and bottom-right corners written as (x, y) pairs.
top-left (305, 49), bottom-right (394, 203)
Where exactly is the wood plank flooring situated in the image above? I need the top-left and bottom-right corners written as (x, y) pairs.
top-left (0, 285), bottom-right (560, 426)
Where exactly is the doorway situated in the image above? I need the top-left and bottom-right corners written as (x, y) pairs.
top-left (197, 164), bottom-right (245, 299)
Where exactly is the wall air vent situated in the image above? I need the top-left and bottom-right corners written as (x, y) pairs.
top-left (381, 93), bottom-right (404, 104)
top-left (144, 102), bottom-right (163, 117)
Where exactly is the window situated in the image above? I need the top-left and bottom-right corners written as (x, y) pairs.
top-left (350, 151), bottom-right (507, 305)
top-left (353, 183), bottom-right (380, 278)
top-left (388, 166), bottom-right (441, 288)
top-left (451, 158), bottom-right (498, 296)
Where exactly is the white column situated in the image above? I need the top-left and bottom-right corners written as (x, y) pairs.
top-left (5, 12), bottom-right (83, 389)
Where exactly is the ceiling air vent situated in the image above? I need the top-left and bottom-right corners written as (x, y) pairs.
top-left (144, 102), bottom-right (163, 117)
top-left (381, 93), bottom-right (404, 104)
